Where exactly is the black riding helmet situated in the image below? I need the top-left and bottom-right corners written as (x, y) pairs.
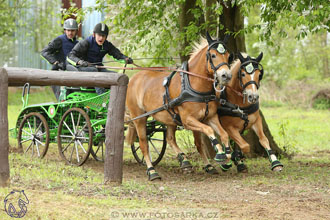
top-left (93, 23), bottom-right (109, 36)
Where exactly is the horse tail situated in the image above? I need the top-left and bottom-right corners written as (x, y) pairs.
top-left (124, 110), bottom-right (137, 146)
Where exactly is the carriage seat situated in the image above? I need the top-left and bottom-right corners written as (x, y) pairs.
top-left (64, 87), bottom-right (96, 95)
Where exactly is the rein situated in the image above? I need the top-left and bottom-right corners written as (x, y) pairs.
top-left (95, 64), bottom-right (215, 82)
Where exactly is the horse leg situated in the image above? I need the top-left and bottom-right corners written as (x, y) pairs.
top-left (206, 115), bottom-right (233, 164)
top-left (193, 131), bottom-right (218, 174)
top-left (166, 125), bottom-right (193, 171)
top-left (223, 127), bottom-right (251, 173)
top-left (134, 119), bottom-right (162, 180)
top-left (182, 116), bottom-right (229, 165)
top-left (252, 117), bottom-right (283, 172)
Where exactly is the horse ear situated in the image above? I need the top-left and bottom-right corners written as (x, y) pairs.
top-left (228, 53), bottom-right (234, 64)
top-left (206, 31), bottom-right (213, 45)
top-left (256, 52), bottom-right (263, 62)
top-left (223, 34), bottom-right (230, 44)
top-left (238, 52), bottom-right (244, 62)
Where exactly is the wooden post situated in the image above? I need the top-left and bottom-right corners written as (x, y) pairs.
top-left (104, 84), bottom-right (127, 184)
top-left (3, 67), bottom-right (129, 185)
top-left (0, 68), bottom-right (10, 187)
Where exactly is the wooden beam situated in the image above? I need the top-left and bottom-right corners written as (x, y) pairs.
top-left (104, 85), bottom-right (127, 184)
top-left (1, 67), bottom-right (129, 186)
top-left (0, 68), bottom-right (10, 187)
top-left (5, 67), bottom-right (129, 87)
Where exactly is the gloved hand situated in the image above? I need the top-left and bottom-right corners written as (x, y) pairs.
top-left (125, 57), bottom-right (134, 64)
top-left (78, 60), bottom-right (89, 67)
top-left (57, 62), bottom-right (65, 70)
top-left (52, 61), bottom-right (65, 70)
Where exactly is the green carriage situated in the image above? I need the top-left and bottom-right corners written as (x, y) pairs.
top-left (11, 83), bottom-right (167, 166)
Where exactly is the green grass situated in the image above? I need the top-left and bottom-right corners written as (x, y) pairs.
top-left (2, 88), bottom-right (329, 220)
top-left (261, 107), bottom-right (330, 154)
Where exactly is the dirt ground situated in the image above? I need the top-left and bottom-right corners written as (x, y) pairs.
top-left (4, 147), bottom-right (330, 220)
top-left (84, 154), bottom-right (330, 220)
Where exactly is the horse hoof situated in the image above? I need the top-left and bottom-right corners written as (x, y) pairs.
top-left (203, 164), bottom-right (219, 175)
top-left (214, 153), bottom-right (228, 165)
top-left (182, 167), bottom-right (194, 174)
top-left (220, 161), bottom-right (232, 172)
top-left (271, 160), bottom-right (283, 172)
top-left (272, 166), bottom-right (283, 172)
top-left (149, 172), bottom-right (162, 181)
top-left (237, 163), bottom-right (248, 173)
top-left (147, 167), bottom-right (162, 181)
top-left (181, 160), bottom-right (193, 169)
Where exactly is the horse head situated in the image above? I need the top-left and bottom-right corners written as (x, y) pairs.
top-left (237, 51), bottom-right (264, 104)
top-left (205, 32), bottom-right (232, 86)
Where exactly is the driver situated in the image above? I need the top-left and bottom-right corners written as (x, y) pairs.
top-left (67, 23), bottom-right (133, 95)
top-left (41, 18), bottom-right (79, 100)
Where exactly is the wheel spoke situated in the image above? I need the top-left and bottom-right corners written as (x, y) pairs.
top-left (76, 113), bottom-right (81, 134)
top-left (69, 141), bottom-right (75, 162)
top-left (34, 122), bottom-right (43, 134)
top-left (33, 116), bottom-right (36, 133)
top-left (24, 141), bottom-right (33, 154)
top-left (22, 128), bottom-right (33, 137)
top-left (36, 141), bottom-right (40, 157)
top-left (77, 123), bottom-right (88, 136)
top-left (60, 135), bottom-right (74, 139)
top-left (61, 138), bottom-right (74, 153)
top-left (76, 136), bottom-right (89, 140)
top-left (70, 112), bottom-right (76, 134)
top-left (149, 140), bottom-right (160, 155)
top-left (132, 146), bottom-right (140, 153)
top-left (27, 120), bottom-right (33, 136)
top-left (75, 141), bottom-right (80, 163)
top-left (77, 140), bottom-right (87, 154)
top-left (20, 137), bottom-right (33, 144)
top-left (63, 121), bottom-right (75, 136)
top-left (35, 138), bottom-right (45, 146)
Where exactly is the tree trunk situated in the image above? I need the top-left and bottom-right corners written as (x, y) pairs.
top-left (219, 2), bottom-right (246, 53)
top-left (205, 0), bottom-right (218, 34)
top-left (202, 110), bottom-right (284, 159)
top-left (179, 0), bottom-right (198, 62)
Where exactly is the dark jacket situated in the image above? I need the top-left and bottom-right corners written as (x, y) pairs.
top-left (67, 35), bottom-right (127, 66)
top-left (41, 34), bottom-right (78, 68)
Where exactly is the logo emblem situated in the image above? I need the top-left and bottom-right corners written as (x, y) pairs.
top-left (4, 190), bottom-right (29, 218)
top-left (48, 105), bottom-right (56, 118)
top-left (246, 63), bottom-right (254, 74)
top-left (217, 44), bottom-right (226, 54)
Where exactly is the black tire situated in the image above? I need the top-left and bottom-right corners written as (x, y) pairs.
top-left (131, 124), bottom-right (167, 166)
top-left (91, 141), bottom-right (104, 162)
top-left (57, 108), bottom-right (92, 166)
top-left (18, 112), bottom-right (50, 158)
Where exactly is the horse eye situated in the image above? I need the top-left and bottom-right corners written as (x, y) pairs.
top-left (211, 54), bottom-right (216, 59)
top-left (241, 72), bottom-right (246, 77)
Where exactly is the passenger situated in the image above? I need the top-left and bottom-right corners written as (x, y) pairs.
top-left (41, 18), bottom-right (79, 100)
top-left (67, 23), bottom-right (133, 95)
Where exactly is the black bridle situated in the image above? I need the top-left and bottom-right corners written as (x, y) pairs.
top-left (238, 60), bottom-right (264, 91)
top-left (206, 41), bottom-right (231, 92)
top-left (206, 41), bottom-right (230, 73)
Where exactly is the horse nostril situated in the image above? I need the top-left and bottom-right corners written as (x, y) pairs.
top-left (255, 94), bottom-right (259, 101)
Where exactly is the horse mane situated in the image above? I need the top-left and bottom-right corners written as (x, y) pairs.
top-left (189, 37), bottom-right (208, 62)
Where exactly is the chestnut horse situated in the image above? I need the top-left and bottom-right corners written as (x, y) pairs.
top-left (214, 52), bottom-right (283, 172)
top-left (126, 33), bottom-right (233, 180)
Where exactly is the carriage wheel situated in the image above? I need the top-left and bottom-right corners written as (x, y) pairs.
top-left (131, 126), bottom-right (167, 166)
top-left (57, 108), bottom-right (93, 166)
top-left (18, 112), bottom-right (50, 158)
top-left (91, 141), bottom-right (104, 162)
